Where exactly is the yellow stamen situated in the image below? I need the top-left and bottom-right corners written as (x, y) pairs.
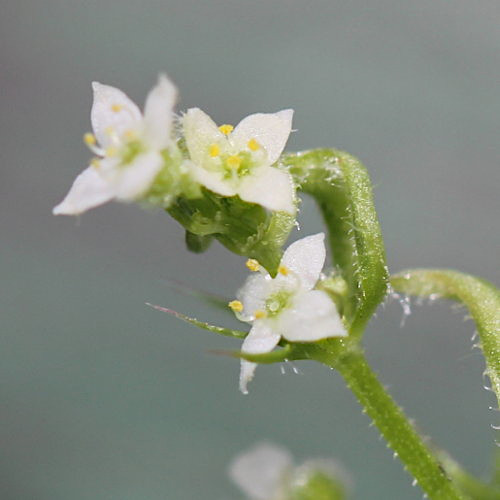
top-left (247, 138), bottom-right (260, 151)
top-left (278, 265), bottom-right (290, 276)
top-left (254, 310), bottom-right (267, 319)
top-left (124, 129), bottom-right (137, 140)
top-left (218, 124), bottom-right (234, 135)
top-left (209, 144), bottom-right (220, 157)
top-left (90, 158), bottom-right (101, 169)
top-left (228, 300), bottom-right (243, 313)
top-left (83, 133), bottom-right (96, 145)
top-left (104, 126), bottom-right (115, 136)
top-left (226, 155), bottom-right (242, 169)
top-left (111, 103), bottom-right (123, 112)
top-left (245, 259), bottom-right (260, 272)
top-left (105, 146), bottom-right (118, 157)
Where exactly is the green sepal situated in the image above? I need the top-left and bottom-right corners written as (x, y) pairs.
top-left (391, 269), bottom-right (500, 409)
top-left (146, 303), bottom-right (247, 339)
top-left (185, 231), bottom-right (213, 253)
top-left (167, 189), bottom-right (295, 275)
top-left (288, 467), bottom-right (349, 500)
top-left (283, 149), bottom-right (389, 336)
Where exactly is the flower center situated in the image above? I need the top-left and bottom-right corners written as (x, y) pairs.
top-left (265, 290), bottom-right (292, 317)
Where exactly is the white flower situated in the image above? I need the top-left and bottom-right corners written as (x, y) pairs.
top-left (230, 233), bottom-right (347, 393)
top-left (53, 74), bottom-right (177, 215)
top-left (182, 107), bottom-right (296, 214)
top-left (229, 442), bottom-right (293, 500)
top-left (229, 441), bottom-right (351, 500)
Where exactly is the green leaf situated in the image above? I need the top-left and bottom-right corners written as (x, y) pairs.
top-left (167, 189), bottom-right (295, 275)
top-left (283, 149), bottom-right (389, 336)
top-left (391, 269), bottom-right (500, 408)
top-left (146, 303), bottom-right (247, 339)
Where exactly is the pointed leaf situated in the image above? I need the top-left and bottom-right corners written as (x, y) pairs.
top-left (147, 303), bottom-right (247, 339)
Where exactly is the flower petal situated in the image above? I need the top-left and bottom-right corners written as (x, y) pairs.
top-left (52, 166), bottom-right (114, 215)
top-left (143, 74), bottom-right (177, 149)
top-left (236, 272), bottom-right (271, 321)
top-left (238, 166), bottom-right (295, 214)
top-left (103, 150), bottom-right (164, 200)
top-left (91, 82), bottom-right (142, 148)
top-left (229, 442), bottom-right (293, 500)
top-left (281, 233), bottom-right (326, 291)
top-left (231, 109), bottom-right (293, 164)
top-left (187, 161), bottom-right (237, 197)
top-left (239, 321), bottom-right (280, 394)
top-left (278, 290), bottom-right (347, 342)
top-left (182, 108), bottom-right (226, 166)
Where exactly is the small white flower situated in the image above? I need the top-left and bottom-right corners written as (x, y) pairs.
top-left (53, 74), bottom-right (177, 215)
top-left (182, 107), bottom-right (296, 214)
top-left (230, 233), bottom-right (347, 393)
top-left (229, 442), bottom-right (293, 500)
top-left (229, 441), bottom-right (351, 500)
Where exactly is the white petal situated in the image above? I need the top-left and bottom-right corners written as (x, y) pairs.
top-left (281, 233), bottom-right (326, 291)
top-left (182, 108), bottom-right (226, 166)
top-left (236, 272), bottom-right (271, 321)
top-left (91, 82), bottom-right (142, 148)
top-left (105, 150), bottom-right (164, 200)
top-left (239, 322), bottom-right (280, 394)
top-left (229, 442), bottom-right (293, 500)
top-left (231, 109), bottom-right (293, 164)
top-left (143, 74), bottom-right (177, 149)
top-left (52, 166), bottom-right (114, 215)
top-left (278, 290), bottom-right (347, 342)
top-left (187, 161), bottom-right (237, 197)
top-left (238, 166), bottom-right (295, 214)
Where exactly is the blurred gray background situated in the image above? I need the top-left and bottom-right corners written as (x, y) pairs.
top-left (1, 1), bottom-right (499, 498)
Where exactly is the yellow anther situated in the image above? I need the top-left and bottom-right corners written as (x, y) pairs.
top-left (218, 124), bottom-right (234, 135)
top-left (209, 144), bottom-right (220, 157)
top-left (278, 265), bottom-right (290, 276)
top-left (111, 103), bottom-right (123, 112)
top-left (247, 138), bottom-right (260, 151)
top-left (254, 310), bottom-right (267, 319)
top-left (90, 158), bottom-right (101, 168)
top-left (245, 259), bottom-right (260, 272)
top-left (104, 126), bottom-right (115, 136)
top-left (105, 146), bottom-right (118, 157)
top-left (228, 300), bottom-right (243, 313)
top-left (226, 155), bottom-right (242, 168)
top-left (83, 133), bottom-right (96, 145)
top-left (123, 129), bottom-right (137, 140)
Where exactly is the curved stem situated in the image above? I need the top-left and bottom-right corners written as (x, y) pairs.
top-left (317, 347), bottom-right (466, 499)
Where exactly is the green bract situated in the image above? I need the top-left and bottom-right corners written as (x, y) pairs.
top-left (167, 190), bottom-right (296, 275)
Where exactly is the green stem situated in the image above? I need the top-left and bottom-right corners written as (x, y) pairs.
top-left (318, 347), bottom-right (466, 499)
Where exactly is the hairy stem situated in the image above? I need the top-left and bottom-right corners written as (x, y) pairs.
top-left (317, 347), bottom-right (466, 499)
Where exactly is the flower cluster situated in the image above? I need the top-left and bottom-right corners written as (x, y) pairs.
top-left (53, 74), bottom-right (296, 216)
top-left (54, 73), bottom-right (348, 395)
